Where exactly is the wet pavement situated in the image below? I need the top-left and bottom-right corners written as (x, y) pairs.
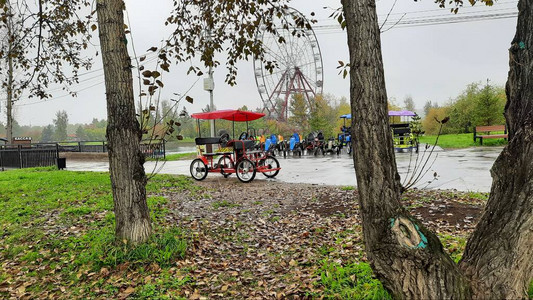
top-left (65, 146), bottom-right (504, 192)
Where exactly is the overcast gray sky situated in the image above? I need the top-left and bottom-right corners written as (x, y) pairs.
top-left (7, 0), bottom-right (518, 126)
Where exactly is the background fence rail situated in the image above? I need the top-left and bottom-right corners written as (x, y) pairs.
top-left (0, 140), bottom-right (165, 171)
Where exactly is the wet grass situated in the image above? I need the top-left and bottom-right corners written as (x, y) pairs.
top-left (0, 168), bottom-right (194, 299)
top-left (146, 152), bottom-right (196, 161)
top-left (419, 133), bottom-right (507, 149)
top-left (0, 167), bottom-right (520, 299)
top-left (317, 261), bottom-right (391, 299)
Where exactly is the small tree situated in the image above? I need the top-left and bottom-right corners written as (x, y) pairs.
top-left (403, 95), bottom-right (416, 112)
top-left (423, 100), bottom-right (439, 116)
top-left (309, 95), bottom-right (335, 137)
top-left (288, 94), bottom-right (309, 132)
top-left (75, 126), bottom-right (88, 141)
top-left (53, 110), bottom-right (68, 141)
top-left (472, 84), bottom-right (506, 126)
top-left (40, 125), bottom-right (54, 142)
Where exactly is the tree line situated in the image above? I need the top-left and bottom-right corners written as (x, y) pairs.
top-left (0, 112), bottom-right (106, 143)
top-left (422, 81), bottom-right (506, 135)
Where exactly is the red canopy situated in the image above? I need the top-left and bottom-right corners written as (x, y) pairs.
top-left (191, 109), bottom-right (265, 122)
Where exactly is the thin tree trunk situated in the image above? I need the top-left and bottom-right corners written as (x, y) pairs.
top-left (96, 0), bottom-right (151, 244)
top-left (341, 1), bottom-right (471, 298)
top-left (6, 50), bottom-right (13, 144)
top-left (6, 2), bottom-right (14, 144)
top-left (459, 1), bottom-right (533, 298)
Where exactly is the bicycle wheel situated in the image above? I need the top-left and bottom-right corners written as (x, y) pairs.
top-left (217, 155), bottom-right (234, 178)
top-left (190, 158), bottom-right (208, 181)
top-left (236, 158), bottom-right (256, 183)
top-left (259, 155), bottom-right (280, 178)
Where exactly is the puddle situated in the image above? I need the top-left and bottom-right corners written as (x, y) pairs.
top-left (65, 147), bottom-right (505, 192)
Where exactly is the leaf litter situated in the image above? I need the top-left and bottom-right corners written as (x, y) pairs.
top-left (0, 175), bottom-right (487, 299)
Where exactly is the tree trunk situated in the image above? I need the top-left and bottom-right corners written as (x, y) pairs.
top-left (6, 2), bottom-right (14, 144)
top-left (96, 0), bottom-right (152, 244)
top-left (341, 1), bottom-right (471, 298)
top-left (6, 49), bottom-right (14, 144)
top-left (459, 0), bottom-right (533, 298)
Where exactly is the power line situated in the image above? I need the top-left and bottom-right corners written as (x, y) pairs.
top-left (14, 81), bottom-right (105, 107)
top-left (313, 11), bottom-right (518, 35)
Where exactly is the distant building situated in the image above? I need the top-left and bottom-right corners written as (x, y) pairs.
top-left (0, 137), bottom-right (7, 144)
top-left (67, 134), bottom-right (79, 141)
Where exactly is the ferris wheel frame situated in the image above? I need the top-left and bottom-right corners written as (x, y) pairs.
top-left (253, 7), bottom-right (324, 121)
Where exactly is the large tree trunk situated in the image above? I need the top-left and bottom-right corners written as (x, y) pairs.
top-left (341, 1), bottom-right (471, 298)
top-left (459, 0), bottom-right (533, 298)
top-left (96, 0), bottom-right (152, 244)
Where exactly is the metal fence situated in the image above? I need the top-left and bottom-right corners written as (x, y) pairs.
top-left (0, 144), bottom-right (59, 170)
top-left (0, 140), bottom-right (165, 171)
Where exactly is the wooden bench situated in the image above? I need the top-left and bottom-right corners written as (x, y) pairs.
top-left (473, 125), bottom-right (508, 145)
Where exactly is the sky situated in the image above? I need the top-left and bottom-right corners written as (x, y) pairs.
top-left (6, 0), bottom-right (519, 126)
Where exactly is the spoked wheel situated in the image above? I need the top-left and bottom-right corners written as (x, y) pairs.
top-left (259, 155), bottom-right (280, 178)
top-left (236, 158), bottom-right (256, 183)
top-left (217, 155), bottom-right (234, 178)
top-left (190, 158), bottom-right (208, 181)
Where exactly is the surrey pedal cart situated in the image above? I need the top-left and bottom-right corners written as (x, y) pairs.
top-left (189, 109), bottom-right (281, 183)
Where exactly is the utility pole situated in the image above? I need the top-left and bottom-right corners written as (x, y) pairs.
top-left (208, 64), bottom-right (214, 137)
top-left (204, 29), bottom-right (215, 137)
top-left (6, 1), bottom-right (14, 144)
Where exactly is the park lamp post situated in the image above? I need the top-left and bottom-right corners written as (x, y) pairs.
top-left (203, 28), bottom-right (215, 137)
top-left (204, 68), bottom-right (215, 137)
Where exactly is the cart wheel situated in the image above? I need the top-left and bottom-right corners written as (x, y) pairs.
top-left (190, 159), bottom-right (208, 181)
top-left (236, 158), bottom-right (256, 183)
top-left (259, 155), bottom-right (280, 178)
top-left (218, 155), bottom-right (234, 178)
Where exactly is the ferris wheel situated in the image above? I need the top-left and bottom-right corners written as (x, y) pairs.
top-left (253, 7), bottom-right (323, 121)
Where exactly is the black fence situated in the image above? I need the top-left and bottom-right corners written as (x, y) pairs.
top-left (50, 140), bottom-right (164, 159)
top-left (0, 144), bottom-right (59, 170)
top-left (55, 141), bottom-right (108, 153)
top-left (0, 140), bottom-right (165, 171)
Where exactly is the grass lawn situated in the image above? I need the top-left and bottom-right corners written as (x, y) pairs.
top-left (0, 168), bottom-right (395, 299)
top-left (146, 152), bottom-right (196, 161)
top-left (419, 133), bottom-right (508, 149)
top-left (2, 168), bottom-right (517, 299)
top-left (0, 168), bottom-right (199, 299)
